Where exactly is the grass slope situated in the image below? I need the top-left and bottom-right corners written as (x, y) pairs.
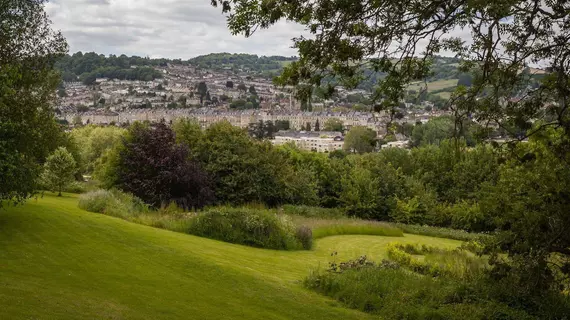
top-left (0, 194), bottom-right (460, 319)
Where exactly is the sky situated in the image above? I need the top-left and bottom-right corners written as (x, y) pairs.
top-left (44, 0), bottom-right (476, 60)
top-left (45, 0), bottom-right (306, 59)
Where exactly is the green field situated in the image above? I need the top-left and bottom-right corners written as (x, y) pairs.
top-left (0, 194), bottom-right (460, 319)
top-left (407, 79), bottom-right (458, 92)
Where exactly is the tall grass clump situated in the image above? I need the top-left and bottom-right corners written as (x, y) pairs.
top-left (78, 189), bottom-right (149, 219)
top-left (304, 265), bottom-right (535, 320)
top-left (188, 207), bottom-right (305, 250)
top-left (312, 223), bottom-right (403, 239)
top-left (280, 205), bottom-right (346, 219)
top-left (386, 242), bottom-right (485, 279)
top-left (131, 202), bottom-right (197, 233)
top-left (392, 223), bottom-right (489, 242)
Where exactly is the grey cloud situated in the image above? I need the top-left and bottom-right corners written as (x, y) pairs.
top-left (45, 0), bottom-right (303, 58)
top-left (45, 0), bottom-right (467, 59)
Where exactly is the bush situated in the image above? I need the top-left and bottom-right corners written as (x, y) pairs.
top-left (188, 207), bottom-right (305, 250)
top-left (78, 189), bottom-right (148, 219)
top-left (295, 226), bottom-right (313, 250)
top-left (386, 242), bottom-right (485, 279)
top-left (392, 223), bottom-right (487, 242)
top-left (305, 266), bottom-right (536, 320)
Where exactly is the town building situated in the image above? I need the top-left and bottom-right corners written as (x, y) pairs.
top-left (272, 131), bottom-right (344, 153)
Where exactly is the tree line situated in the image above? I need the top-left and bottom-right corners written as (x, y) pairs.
top-left (55, 52), bottom-right (179, 84)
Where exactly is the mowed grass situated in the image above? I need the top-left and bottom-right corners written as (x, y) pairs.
top-left (0, 194), bottom-right (460, 319)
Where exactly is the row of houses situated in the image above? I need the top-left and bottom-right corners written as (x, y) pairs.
top-left (63, 109), bottom-right (394, 134)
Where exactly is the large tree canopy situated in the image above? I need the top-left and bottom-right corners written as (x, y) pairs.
top-left (212, 0), bottom-right (570, 295)
top-left (0, 0), bottom-right (68, 205)
top-left (212, 0), bottom-right (569, 139)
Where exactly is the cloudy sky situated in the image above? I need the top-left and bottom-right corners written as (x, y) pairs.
top-left (45, 0), bottom-right (306, 59)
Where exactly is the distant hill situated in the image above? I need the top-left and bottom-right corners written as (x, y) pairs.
top-left (55, 52), bottom-right (181, 84)
top-left (188, 53), bottom-right (297, 78)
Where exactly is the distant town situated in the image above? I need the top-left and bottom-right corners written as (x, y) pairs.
top-left (55, 53), bottom-right (509, 152)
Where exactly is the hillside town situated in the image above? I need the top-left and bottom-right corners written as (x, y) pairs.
top-left (57, 62), bottom-right (451, 152)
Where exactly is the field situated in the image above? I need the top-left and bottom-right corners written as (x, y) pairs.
top-left (407, 79), bottom-right (458, 92)
top-left (0, 194), bottom-right (460, 319)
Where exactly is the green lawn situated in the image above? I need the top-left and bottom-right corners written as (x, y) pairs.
top-left (0, 194), bottom-right (460, 319)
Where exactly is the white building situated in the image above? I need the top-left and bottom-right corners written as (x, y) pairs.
top-left (272, 131), bottom-right (344, 153)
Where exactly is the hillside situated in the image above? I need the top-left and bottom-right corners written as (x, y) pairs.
top-left (189, 53), bottom-right (297, 78)
top-left (0, 194), bottom-right (459, 319)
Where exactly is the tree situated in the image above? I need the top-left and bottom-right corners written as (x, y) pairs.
top-left (237, 83), bottom-right (247, 92)
top-left (82, 73), bottom-right (96, 86)
top-left (106, 122), bottom-right (214, 209)
top-left (190, 121), bottom-right (308, 206)
top-left (248, 85), bottom-right (257, 95)
top-left (411, 116), bottom-right (454, 147)
top-left (1, 0), bottom-right (68, 206)
top-left (248, 120), bottom-right (266, 140)
top-left (226, 80), bottom-right (234, 88)
top-left (314, 119), bottom-right (320, 131)
top-left (196, 81), bottom-right (208, 104)
top-left (457, 73), bottom-right (473, 87)
top-left (343, 126), bottom-right (376, 154)
top-left (72, 125), bottom-right (126, 173)
top-left (324, 118), bottom-right (344, 132)
top-left (264, 120), bottom-right (276, 138)
top-left (57, 88), bottom-right (67, 97)
top-left (275, 120), bottom-right (290, 131)
top-left (41, 147), bottom-right (77, 196)
top-left (479, 133), bottom-right (570, 294)
top-left (305, 122), bottom-right (311, 132)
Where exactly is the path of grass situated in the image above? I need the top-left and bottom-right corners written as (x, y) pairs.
top-left (0, 194), bottom-right (460, 319)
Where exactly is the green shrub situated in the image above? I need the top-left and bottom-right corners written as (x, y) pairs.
top-left (295, 226), bottom-right (313, 250)
top-left (386, 242), bottom-right (485, 279)
top-left (78, 189), bottom-right (148, 219)
top-left (392, 222), bottom-right (488, 242)
top-left (280, 205), bottom-right (345, 219)
top-left (305, 263), bottom-right (536, 320)
top-left (188, 207), bottom-right (304, 250)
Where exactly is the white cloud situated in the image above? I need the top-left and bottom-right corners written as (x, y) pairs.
top-left (45, 0), bottom-right (305, 58)
top-left (44, 0), bottom-right (471, 59)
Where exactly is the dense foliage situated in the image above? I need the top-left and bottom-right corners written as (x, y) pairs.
top-left (189, 53), bottom-right (296, 77)
top-left (305, 255), bottom-right (568, 319)
top-left (41, 147), bottom-right (77, 197)
top-left (87, 120), bottom-right (498, 231)
top-left (212, 0), bottom-right (570, 304)
top-left (0, 0), bottom-right (68, 206)
top-left (188, 207), bottom-right (304, 250)
top-left (55, 52), bottom-right (180, 83)
top-left (71, 125), bottom-right (126, 173)
top-left (97, 122), bottom-right (214, 209)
